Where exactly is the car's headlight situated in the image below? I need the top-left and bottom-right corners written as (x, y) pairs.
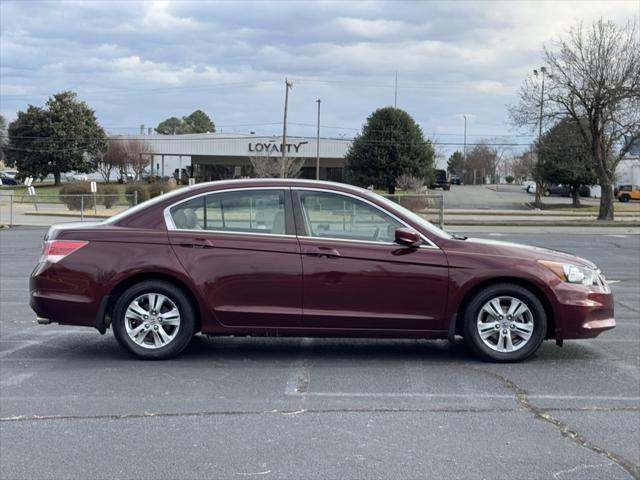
top-left (539, 260), bottom-right (599, 286)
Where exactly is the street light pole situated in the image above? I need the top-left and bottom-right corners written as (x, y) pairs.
top-left (281, 79), bottom-right (293, 178)
top-left (316, 99), bottom-right (321, 180)
top-left (463, 114), bottom-right (467, 159)
top-left (533, 66), bottom-right (547, 205)
top-left (463, 114), bottom-right (467, 182)
top-left (394, 71), bottom-right (398, 108)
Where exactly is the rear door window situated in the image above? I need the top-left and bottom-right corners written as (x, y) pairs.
top-left (169, 189), bottom-right (287, 235)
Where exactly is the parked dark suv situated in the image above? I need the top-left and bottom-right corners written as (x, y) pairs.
top-left (30, 179), bottom-right (614, 361)
top-left (430, 169), bottom-right (451, 190)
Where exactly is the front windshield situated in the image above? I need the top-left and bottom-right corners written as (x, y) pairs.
top-left (372, 192), bottom-right (453, 240)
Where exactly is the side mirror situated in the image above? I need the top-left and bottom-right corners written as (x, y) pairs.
top-left (394, 227), bottom-right (422, 247)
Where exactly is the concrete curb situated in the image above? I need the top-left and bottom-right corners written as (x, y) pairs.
top-left (443, 220), bottom-right (640, 227)
top-left (444, 210), bottom-right (640, 217)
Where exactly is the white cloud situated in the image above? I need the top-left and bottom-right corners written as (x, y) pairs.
top-left (0, 0), bottom-right (637, 150)
top-left (334, 17), bottom-right (408, 38)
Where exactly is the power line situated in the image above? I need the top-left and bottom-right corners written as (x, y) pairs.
top-left (2, 138), bottom-right (570, 154)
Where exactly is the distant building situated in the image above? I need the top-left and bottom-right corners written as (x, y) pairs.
top-left (112, 132), bottom-right (352, 182)
top-left (616, 137), bottom-right (640, 186)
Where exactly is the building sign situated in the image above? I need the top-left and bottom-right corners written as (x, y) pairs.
top-left (248, 141), bottom-right (309, 154)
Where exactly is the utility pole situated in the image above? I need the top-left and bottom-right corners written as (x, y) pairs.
top-left (316, 99), bottom-right (321, 180)
top-left (281, 79), bottom-right (293, 178)
top-left (463, 114), bottom-right (468, 175)
top-left (394, 72), bottom-right (398, 108)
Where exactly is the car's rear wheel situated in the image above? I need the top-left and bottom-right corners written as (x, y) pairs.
top-left (462, 283), bottom-right (546, 362)
top-left (112, 281), bottom-right (196, 359)
top-left (619, 194), bottom-right (630, 203)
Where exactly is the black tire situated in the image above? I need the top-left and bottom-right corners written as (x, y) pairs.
top-left (462, 283), bottom-right (547, 362)
top-left (619, 194), bottom-right (630, 203)
top-left (112, 280), bottom-right (196, 360)
top-left (544, 189), bottom-right (551, 197)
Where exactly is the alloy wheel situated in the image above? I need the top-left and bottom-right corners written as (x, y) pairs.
top-left (476, 296), bottom-right (534, 353)
top-left (124, 293), bottom-right (181, 349)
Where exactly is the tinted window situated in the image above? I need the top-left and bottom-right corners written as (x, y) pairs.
top-left (170, 189), bottom-right (286, 234)
top-left (298, 191), bottom-right (402, 243)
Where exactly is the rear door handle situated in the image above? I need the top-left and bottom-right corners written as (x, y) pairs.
top-left (305, 246), bottom-right (341, 258)
top-left (180, 237), bottom-right (214, 249)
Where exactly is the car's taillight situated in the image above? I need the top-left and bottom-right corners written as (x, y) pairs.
top-left (41, 240), bottom-right (88, 263)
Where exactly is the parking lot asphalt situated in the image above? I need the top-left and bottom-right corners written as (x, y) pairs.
top-left (1, 227), bottom-right (639, 479)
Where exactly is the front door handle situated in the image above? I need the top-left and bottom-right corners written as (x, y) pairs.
top-left (305, 246), bottom-right (341, 258)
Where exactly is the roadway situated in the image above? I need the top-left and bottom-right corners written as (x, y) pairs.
top-left (0, 227), bottom-right (638, 479)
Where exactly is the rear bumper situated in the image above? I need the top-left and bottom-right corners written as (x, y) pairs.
top-left (29, 262), bottom-right (102, 329)
top-left (30, 287), bottom-right (97, 327)
top-left (552, 284), bottom-right (615, 339)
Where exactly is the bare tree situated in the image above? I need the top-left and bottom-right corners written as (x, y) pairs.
top-left (95, 139), bottom-right (127, 183)
top-left (124, 139), bottom-right (155, 181)
top-left (510, 19), bottom-right (640, 219)
top-left (464, 142), bottom-right (499, 184)
top-left (249, 153), bottom-right (305, 178)
top-left (511, 149), bottom-right (537, 183)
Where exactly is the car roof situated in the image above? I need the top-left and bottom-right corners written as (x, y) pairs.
top-left (184, 178), bottom-right (372, 195)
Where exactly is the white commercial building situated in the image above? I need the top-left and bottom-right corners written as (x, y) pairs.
top-left (113, 133), bottom-right (353, 182)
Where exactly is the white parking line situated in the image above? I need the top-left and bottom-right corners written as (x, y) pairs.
top-left (0, 372), bottom-right (34, 387)
top-left (284, 391), bottom-right (640, 401)
top-left (284, 338), bottom-right (313, 395)
top-left (0, 339), bottom-right (68, 358)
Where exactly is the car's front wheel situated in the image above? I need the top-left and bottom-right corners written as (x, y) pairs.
top-left (112, 280), bottom-right (196, 359)
top-left (462, 283), bottom-right (547, 362)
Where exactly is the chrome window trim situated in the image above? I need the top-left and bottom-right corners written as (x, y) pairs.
top-left (294, 187), bottom-right (439, 249)
top-left (163, 185), bottom-right (440, 249)
top-left (169, 228), bottom-right (297, 239)
top-left (163, 187), bottom-right (288, 234)
top-left (297, 235), bottom-right (408, 247)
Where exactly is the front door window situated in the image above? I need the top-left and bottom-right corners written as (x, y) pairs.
top-left (298, 190), bottom-right (402, 243)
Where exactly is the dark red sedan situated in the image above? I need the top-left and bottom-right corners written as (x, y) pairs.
top-left (30, 179), bottom-right (615, 361)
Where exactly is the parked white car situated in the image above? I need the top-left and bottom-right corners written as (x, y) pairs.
top-left (65, 171), bottom-right (89, 182)
top-left (521, 181), bottom-right (535, 192)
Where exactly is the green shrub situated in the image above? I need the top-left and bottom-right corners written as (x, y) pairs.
top-left (396, 174), bottom-right (425, 193)
top-left (125, 184), bottom-right (149, 205)
top-left (98, 184), bottom-right (120, 208)
top-left (148, 181), bottom-right (176, 199)
top-left (59, 182), bottom-right (94, 211)
top-left (399, 195), bottom-right (432, 212)
top-left (506, 175), bottom-right (515, 184)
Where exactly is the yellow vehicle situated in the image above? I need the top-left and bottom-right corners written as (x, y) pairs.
top-left (616, 185), bottom-right (640, 202)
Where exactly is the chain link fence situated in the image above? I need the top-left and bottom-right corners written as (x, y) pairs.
top-left (1, 190), bottom-right (444, 229)
top-left (382, 193), bottom-right (444, 229)
top-left (0, 192), bottom-right (137, 227)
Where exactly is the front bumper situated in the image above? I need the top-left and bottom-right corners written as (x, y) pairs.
top-left (551, 282), bottom-right (615, 339)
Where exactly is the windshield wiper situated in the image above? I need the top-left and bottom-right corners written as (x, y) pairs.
top-left (451, 233), bottom-right (468, 240)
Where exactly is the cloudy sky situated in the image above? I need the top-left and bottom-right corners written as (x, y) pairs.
top-left (1, 0), bottom-right (637, 159)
